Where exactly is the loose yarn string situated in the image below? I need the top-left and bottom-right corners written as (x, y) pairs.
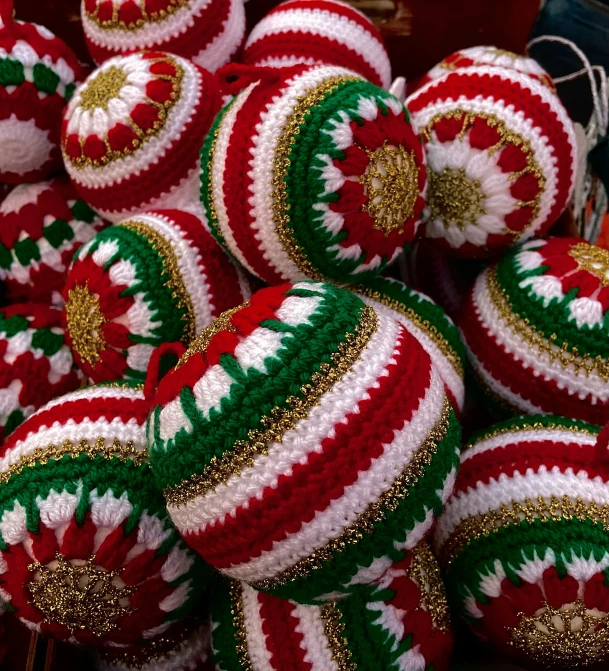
top-left (216, 63), bottom-right (282, 96)
top-left (144, 341), bottom-right (186, 401)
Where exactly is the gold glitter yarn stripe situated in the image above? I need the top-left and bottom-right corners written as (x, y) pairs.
top-left (121, 219), bottom-right (196, 345)
top-left (229, 581), bottom-right (254, 671)
top-left (272, 75), bottom-right (359, 280)
top-left (356, 286), bottom-right (463, 378)
top-left (85, 0), bottom-right (191, 31)
top-left (1, 437), bottom-right (146, 485)
top-left (205, 120), bottom-right (230, 253)
top-left (421, 110), bottom-right (545, 236)
top-left (250, 398), bottom-right (452, 591)
top-left (442, 495), bottom-right (609, 567)
top-left (407, 541), bottom-right (451, 632)
top-left (321, 603), bottom-right (357, 671)
top-left (487, 266), bottom-right (609, 381)
top-left (164, 306), bottom-right (378, 505)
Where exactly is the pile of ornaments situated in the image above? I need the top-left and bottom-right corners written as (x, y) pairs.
top-left (0, 0), bottom-right (606, 669)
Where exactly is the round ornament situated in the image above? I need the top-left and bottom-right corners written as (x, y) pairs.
top-left (62, 51), bottom-right (222, 223)
top-left (201, 64), bottom-right (427, 285)
top-left (211, 542), bottom-right (453, 671)
top-left (0, 382), bottom-right (208, 647)
top-left (419, 45), bottom-right (554, 92)
top-left (242, 0), bottom-right (391, 89)
top-left (406, 65), bottom-right (577, 258)
top-left (148, 281), bottom-right (461, 604)
top-left (354, 276), bottom-right (466, 413)
top-left (81, 0), bottom-right (245, 72)
top-left (0, 303), bottom-right (81, 445)
top-left (0, 0), bottom-right (87, 183)
top-left (0, 177), bottom-right (107, 304)
top-left (62, 209), bottom-right (251, 384)
top-left (435, 415), bottom-right (609, 669)
top-left (460, 237), bottom-right (609, 425)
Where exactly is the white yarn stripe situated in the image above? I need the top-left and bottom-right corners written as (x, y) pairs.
top-left (168, 309), bottom-right (402, 530)
top-left (222, 366), bottom-right (446, 583)
top-left (241, 583), bottom-right (274, 671)
top-left (463, 428), bottom-right (598, 463)
top-left (254, 55), bottom-right (324, 69)
top-left (1, 418), bottom-right (146, 475)
top-left (195, 0), bottom-right (245, 72)
top-left (564, 553), bottom-right (609, 582)
top-left (293, 603), bottom-right (338, 671)
top-left (435, 468), bottom-right (609, 548)
top-left (472, 269), bottom-right (609, 401)
top-left (246, 7), bottom-right (390, 88)
top-left (248, 66), bottom-right (357, 281)
top-left (30, 385), bottom-right (144, 413)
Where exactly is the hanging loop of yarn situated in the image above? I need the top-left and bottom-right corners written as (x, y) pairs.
top-left (144, 341), bottom-right (187, 401)
top-left (0, 0), bottom-right (13, 28)
top-left (216, 62), bottom-right (283, 96)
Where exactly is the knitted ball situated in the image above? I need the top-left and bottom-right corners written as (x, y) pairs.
top-left (201, 65), bottom-right (426, 285)
top-left (354, 276), bottom-right (466, 413)
top-left (211, 542), bottom-right (453, 671)
top-left (96, 618), bottom-right (212, 671)
top-left (406, 65), bottom-right (577, 258)
top-left (419, 46), bottom-right (554, 91)
top-left (0, 381), bottom-right (208, 646)
top-left (434, 415), bottom-right (608, 669)
top-left (148, 281), bottom-right (461, 603)
top-left (0, 1), bottom-right (87, 183)
top-left (62, 209), bottom-right (251, 384)
top-left (0, 302), bottom-right (81, 444)
top-left (81, 0), bottom-right (245, 72)
top-left (0, 177), bottom-right (107, 304)
top-left (460, 237), bottom-right (609, 425)
top-left (62, 51), bottom-right (222, 223)
top-left (242, 0), bottom-right (391, 89)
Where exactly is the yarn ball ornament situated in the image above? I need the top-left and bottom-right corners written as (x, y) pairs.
top-left (201, 65), bottom-right (426, 285)
top-left (354, 276), bottom-right (466, 414)
top-left (0, 0), bottom-right (88, 183)
top-left (148, 280), bottom-right (461, 604)
top-left (460, 237), bottom-right (609, 425)
top-left (211, 542), bottom-right (453, 671)
top-left (0, 177), bottom-right (107, 304)
top-left (96, 617), bottom-right (212, 671)
top-left (242, 0), bottom-right (391, 89)
top-left (0, 303), bottom-right (81, 445)
top-left (434, 415), bottom-right (609, 669)
top-left (418, 45), bottom-right (555, 92)
top-left (62, 50), bottom-right (222, 223)
top-left (406, 65), bottom-right (577, 258)
top-left (62, 209), bottom-right (251, 384)
top-left (0, 381), bottom-right (208, 647)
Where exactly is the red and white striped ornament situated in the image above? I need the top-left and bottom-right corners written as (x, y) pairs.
top-left (82, 0), bottom-right (245, 72)
top-left (407, 65), bottom-right (577, 258)
top-left (62, 51), bottom-right (221, 223)
top-left (242, 0), bottom-right (391, 89)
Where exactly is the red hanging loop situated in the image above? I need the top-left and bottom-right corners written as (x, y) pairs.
top-left (0, 0), bottom-right (14, 29)
top-left (216, 63), bottom-right (283, 97)
top-left (144, 341), bottom-right (186, 401)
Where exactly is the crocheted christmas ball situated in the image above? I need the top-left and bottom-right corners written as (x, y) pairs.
top-left (420, 45), bottom-right (554, 91)
top-left (211, 542), bottom-right (454, 671)
top-left (148, 280), bottom-right (461, 604)
top-left (0, 381), bottom-right (208, 647)
top-left (81, 0), bottom-right (245, 72)
top-left (242, 0), bottom-right (391, 89)
top-left (0, 177), bottom-right (107, 304)
top-left (460, 237), bottom-right (609, 425)
top-left (0, 303), bottom-right (81, 444)
top-left (201, 65), bottom-right (426, 285)
top-left (62, 209), bottom-right (251, 384)
top-left (96, 618), bottom-right (212, 671)
top-left (406, 65), bottom-right (577, 258)
top-left (354, 276), bottom-right (466, 413)
top-left (435, 415), bottom-right (608, 669)
top-left (62, 51), bottom-right (222, 223)
top-left (0, 0), bottom-right (87, 183)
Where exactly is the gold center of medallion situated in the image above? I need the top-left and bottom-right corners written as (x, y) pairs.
top-left (427, 167), bottom-right (487, 231)
top-left (65, 284), bottom-right (107, 365)
top-left (79, 66), bottom-right (127, 111)
top-left (27, 553), bottom-right (134, 637)
top-left (509, 600), bottom-right (609, 667)
top-left (568, 243), bottom-right (609, 287)
top-left (360, 142), bottom-right (419, 235)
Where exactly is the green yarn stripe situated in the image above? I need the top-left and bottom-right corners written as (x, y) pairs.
top-left (0, 312), bottom-right (29, 337)
top-left (0, 58), bottom-right (25, 86)
top-left (31, 328), bottom-right (64, 356)
top-left (0, 242), bottom-right (12, 270)
top-left (264, 407), bottom-right (461, 603)
top-left (13, 237), bottom-right (40, 266)
top-left (0, 56), bottom-right (73, 96)
top-left (210, 578), bottom-right (247, 671)
top-left (43, 218), bottom-right (74, 249)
